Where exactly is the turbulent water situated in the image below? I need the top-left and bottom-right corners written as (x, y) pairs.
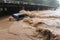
top-left (54, 7), bottom-right (60, 16)
top-left (0, 8), bottom-right (60, 40)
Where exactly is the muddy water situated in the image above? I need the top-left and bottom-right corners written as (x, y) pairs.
top-left (32, 18), bottom-right (60, 35)
top-left (20, 10), bottom-right (60, 35)
top-left (0, 9), bottom-right (60, 40)
top-left (0, 16), bottom-right (14, 30)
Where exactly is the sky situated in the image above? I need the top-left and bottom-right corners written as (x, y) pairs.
top-left (57, 0), bottom-right (60, 4)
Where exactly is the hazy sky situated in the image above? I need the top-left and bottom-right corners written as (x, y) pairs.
top-left (57, 0), bottom-right (60, 4)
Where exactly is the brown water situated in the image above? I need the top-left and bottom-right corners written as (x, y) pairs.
top-left (0, 16), bottom-right (14, 30)
top-left (0, 10), bottom-right (60, 40)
